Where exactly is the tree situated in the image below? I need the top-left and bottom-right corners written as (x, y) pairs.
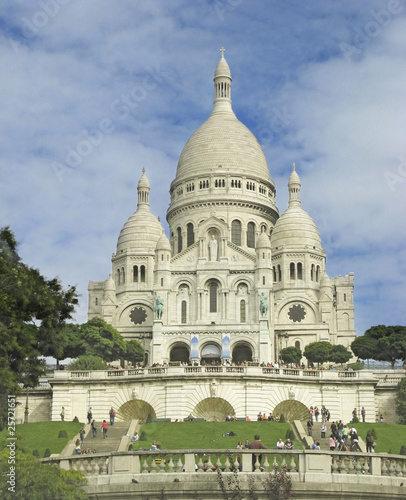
top-left (125, 339), bottom-right (144, 365)
top-left (69, 355), bottom-right (107, 371)
top-left (351, 325), bottom-right (406, 368)
top-left (0, 227), bottom-right (78, 430)
top-left (280, 346), bottom-right (302, 366)
top-left (329, 345), bottom-right (352, 365)
top-left (395, 378), bottom-right (406, 424)
top-left (303, 341), bottom-right (331, 367)
top-left (74, 317), bottom-right (128, 362)
top-left (0, 438), bottom-right (88, 499)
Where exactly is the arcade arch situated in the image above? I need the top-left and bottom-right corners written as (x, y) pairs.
top-left (117, 400), bottom-right (156, 423)
top-left (194, 397), bottom-right (234, 422)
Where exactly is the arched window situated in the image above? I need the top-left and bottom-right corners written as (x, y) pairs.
top-left (177, 227), bottom-right (183, 253)
top-left (181, 301), bottom-right (187, 324)
top-left (95, 297), bottom-right (98, 306)
top-left (121, 267), bottom-right (125, 284)
top-left (311, 264), bottom-right (315, 281)
top-left (295, 341), bottom-right (300, 350)
top-left (187, 223), bottom-right (194, 247)
top-left (262, 276), bottom-right (265, 285)
top-left (278, 265), bottom-right (282, 281)
top-left (140, 265), bottom-right (146, 283)
top-left (209, 283), bottom-right (218, 313)
top-left (316, 265), bottom-right (320, 282)
top-left (247, 222), bottom-right (255, 248)
top-left (231, 220), bottom-right (241, 246)
top-left (297, 263), bottom-right (303, 280)
top-left (133, 265), bottom-right (138, 282)
top-left (117, 269), bottom-right (121, 285)
top-left (290, 262), bottom-right (295, 280)
top-left (273, 266), bottom-right (277, 283)
top-left (240, 300), bottom-right (246, 323)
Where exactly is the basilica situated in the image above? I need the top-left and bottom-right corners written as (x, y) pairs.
top-left (88, 50), bottom-right (356, 366)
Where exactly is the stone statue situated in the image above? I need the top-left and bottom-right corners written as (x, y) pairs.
top-left (208, 234), bottom-right (218, 261)
top-left (210, 379), bottom-right (217, 398)
top-left (153, 293), bottom-right (164, 320)
top-left (259, 292), bottom-right (268, 317)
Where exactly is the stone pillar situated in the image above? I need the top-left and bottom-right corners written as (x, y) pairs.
top-left (259, 319), bottom-right (272, 364)
top-left (151, 321), bottom-right (163, 364)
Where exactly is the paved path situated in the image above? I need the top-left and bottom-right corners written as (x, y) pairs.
top-left (82, 421), bottom-right (131, 454)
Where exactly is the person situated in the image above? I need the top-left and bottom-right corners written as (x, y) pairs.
top-left (246, 416), bottom-right (251, 421)
top-left (257, 412), bottom-right (262, 421)
top-left (87, 407), bottom-right (93, 424)
top-left (102, 420), bottom-right (108, 439)
top-left (75, 438), bottom-right (81, 455)
top-left (361, 407), bottom-right (366, 422)
top-left (380, 414), bottom-right (384, 423)
top-left (131, 432), bottom-right (139, 442)
top-left (187, 413), bottom-right (194, 421)
top-left (342, 425), bottom-right (349, 446)
top-left (60, 407), bottom-right (65, 421)
top-left (276, 438), bottom-right (284, 449)
top-left (248, 435), bottom-right (267, 471)
top-left (321, 406), bottom-right (326, 422)
top-left (109, 407), bottom-right (115, 426)
top-left (236, 441), bottom-right (243, 449)
top-left (244, 439), bottom-right (250, 449)
top-left (331, 421), bottom-right (337, 438)
top-left (314, 406), bottom-right (319, 422)
top-left (309, 406), bottom-right (314, 423)
top-left (326, 409), bottom-right (330, 422)
top-left (208, 234), bottom-right (218, 261)
top-left (285, 439), bottom-right (293, 450)
top-left (366, 433), bottom-right (373, 453)
top-left (350, 430), bottom-right (360, 452)
top-left (329, 435), bottom-right (336, 451)
top-left (307, 419), bottom-right (313, 437)
top-left (320, 423), bottom-right (327, 439)
top-left (150, 441), bottom-right (158, 450)
top-left (91, 420), bottom-right (97, 438)
top-left (79, 426), bottom-right (86, 446)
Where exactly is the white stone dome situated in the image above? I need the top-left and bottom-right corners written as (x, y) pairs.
top-left (175, 111), bottom-right (271, 181)
top-left (271, 164), bottom-right (322, 250)
top-left (116, 209), bottom-right (164, 254)
top-left (116, 169), bottom-right (164, 254)
top-left (156, 231), bottom-right (171, 251)
top-left (270, 205), bottom-right (322, 250)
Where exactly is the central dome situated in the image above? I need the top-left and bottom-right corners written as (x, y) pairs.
top-left (176, 111), bottom-right (271, 181)
top-left (174, 51), bottom-right (271, 184)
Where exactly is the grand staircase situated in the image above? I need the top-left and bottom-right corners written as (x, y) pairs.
top-left (82, 421), bottom-right (131, 454)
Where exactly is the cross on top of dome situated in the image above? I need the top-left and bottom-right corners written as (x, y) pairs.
top-left (220, 46), bottom-right (226, 58)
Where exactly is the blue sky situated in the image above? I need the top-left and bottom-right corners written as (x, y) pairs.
top-left (0, 0), bottom-right (405, 336)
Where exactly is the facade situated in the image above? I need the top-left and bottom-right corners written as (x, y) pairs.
top-left (88, 51), bottom-right (356, 366)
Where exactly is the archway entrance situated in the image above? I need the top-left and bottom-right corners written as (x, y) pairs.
top-left (117, 400), bottom-right (156, 423)
top-left (201, 344), bottom-right (221, 365)
top-left (170, 344), bottom-right (190, 363)
top-left (232, 343), bottom-right (253, 364)
top-left (273, 400), bottom-right (309, 422)
top-left (194, 397), bottom-right (234, 422)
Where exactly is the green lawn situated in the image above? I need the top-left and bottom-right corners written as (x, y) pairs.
top-left (0, 421), bottom-right (84, 457)
top-left (351, 423), bottom-right (406, 455)
top-left (130, 421), bottom-right (302, 451)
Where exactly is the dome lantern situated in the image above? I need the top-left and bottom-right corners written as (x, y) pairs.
top-left (213, 46), bottom-right (232, 113)
top-left (137, 167), bottom-right (150, 209)
top-left (288, 163), bottom-right (301, 207)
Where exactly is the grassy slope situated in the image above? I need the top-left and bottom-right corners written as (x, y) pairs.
top-left (0, 421), bottom-right (84, 457)
top-left (131, 421), bottom-right (302, 450)
top-left (351, 423), bottom-right (406, 455)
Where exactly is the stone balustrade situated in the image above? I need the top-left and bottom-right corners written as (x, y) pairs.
top-left (52, 366), bottom-right (404, 384)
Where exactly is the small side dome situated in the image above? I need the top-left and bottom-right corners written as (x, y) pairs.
top-left (156, 231), bottom-right (171, 252)
top-left (320, 271), bottom-right (331, 287)
top-left (256, 230), bottom-right (271, 249)
top-left (105, 274), bottom-right (116, 291)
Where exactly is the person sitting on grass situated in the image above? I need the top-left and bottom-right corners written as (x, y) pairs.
top-left (276, 438), bottom-right (284, 449)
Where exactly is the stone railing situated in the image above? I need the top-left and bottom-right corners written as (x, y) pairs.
top-left (52, 367), bottom-right (405, 383)
top-left (42, 448), bottom-right (406, 479)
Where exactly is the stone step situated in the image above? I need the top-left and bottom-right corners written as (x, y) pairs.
top-left (81, 421), bottom-right (130, 454)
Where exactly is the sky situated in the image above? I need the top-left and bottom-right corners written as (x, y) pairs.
top-left (0, 0), bottom-right (405, 337)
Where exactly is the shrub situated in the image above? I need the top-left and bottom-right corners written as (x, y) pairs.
top-left (351, 416), bottom-right (359, 424)
top-left (285, 429), bottom-right (295, 441)
top-left (371, 428), bottom-right (377, 439)
top-left (399, 445), bottom-right (406, 455)
top-left (146, 414), bottom-right (153, 424)
top-left (68, 354), bottom-right (107, 371)
top-left (347, 362), bottom-right (364, 371)
top-left (73, 416), bottom-right (79, 423)
top-left (139, 431), bottom-right (147, 441)
top-left (388, 448), bottom-right (392, 454)
top-left (43, 448), bottom-right (51, 458)
top-left (32, 449), bottom-right (39, 457)
top-left (58, 430), bottom-right (68, 438)
top-left (279, 414), bottom-right (286, 423)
